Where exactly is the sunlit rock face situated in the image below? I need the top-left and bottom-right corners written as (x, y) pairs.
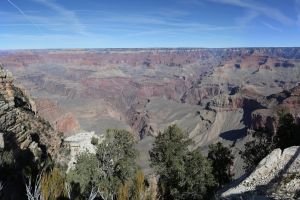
top-left (249, 84), bottom-right (300, 133)
top-left (64, 131), bottom-right (102, 171)
top-left (1, 48), bottom-right (300, 144)
top-left (0, 65), bottom-right (15, 105)
top-left (1, 48), bottom-right (300, 179)
top-left (35, 98), bottom-right (80, 136)
top-left (221, 146), bottom-right (300, 199)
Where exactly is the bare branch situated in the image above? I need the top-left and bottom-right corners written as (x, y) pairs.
top-left (65, 183), bottom-right (71, 199)
top-left (25, 174), bottom-right (42, 200)
top-left (0, 181), bottom-right (4, 195)
top-left (0, 182), bottom-right (3, 191)
top-left (88, 187), bottom-right (98, 200)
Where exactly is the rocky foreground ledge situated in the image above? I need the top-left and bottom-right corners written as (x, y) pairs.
top-left (221, 146), bottom-right (300, 199)
top-left (0, 65), bottom-right (62, 162)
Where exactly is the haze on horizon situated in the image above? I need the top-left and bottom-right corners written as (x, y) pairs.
top-left (0, 0), bottom-right (300, 49)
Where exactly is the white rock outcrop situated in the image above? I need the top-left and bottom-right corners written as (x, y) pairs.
top-left (64, 131), bottom-right (103, 171)
top-left (221, 146), bottom-right (300, 199)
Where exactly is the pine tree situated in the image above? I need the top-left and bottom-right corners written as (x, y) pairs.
top-left (68, 129), bottom-right (138, 199)
top-left (149, 124), bottom-right (216, 200)
top-left (208, 142), bottom-right (234, 187)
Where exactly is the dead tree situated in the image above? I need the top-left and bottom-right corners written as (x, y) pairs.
top-left (88, 187), bottom-right (99, 200)
top-left (25, 175), bottom-right (42, 200)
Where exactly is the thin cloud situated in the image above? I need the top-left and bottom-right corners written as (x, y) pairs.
top-left (31, 0), bottom-right (87, 34)
top-left (261, 21), bottom-right (282, 32)
top-left (235, 10), bottom-right (259, 26)
top-left (208, 0), bottom-right (294, 26)
top-left (7, 0), bottom-right (42, 32)
top-left (1, 2), bottom-right (240, 37)
top-left (86, 11), bottom-right (240, 31)
top-left (16, 8), bottom-right (236, 36)
top-left (296, 0), bottom-right (300, 27)
top-left (0, 11), bottom-right (83, 33)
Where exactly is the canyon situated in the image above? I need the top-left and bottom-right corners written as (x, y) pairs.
top-left (1, 48), bottom-right (300, 175)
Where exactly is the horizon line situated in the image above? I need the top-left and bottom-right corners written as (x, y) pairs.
top-left (1, 46), bottom-right (300, 51)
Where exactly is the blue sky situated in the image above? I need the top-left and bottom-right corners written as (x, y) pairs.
top-left (0, 0), bottom-right (300, 49)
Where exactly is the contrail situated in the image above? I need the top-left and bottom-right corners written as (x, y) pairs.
top-left (7, 0), bottom-right (42, 32)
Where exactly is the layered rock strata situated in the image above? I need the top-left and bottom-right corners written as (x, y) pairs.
top-left (0, 65), bottom-right (62, 161)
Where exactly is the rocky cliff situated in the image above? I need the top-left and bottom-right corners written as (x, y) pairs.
top-left (35, 98), bottom-right (80, 136)
top-left (221, 146), bottom-right (300, 199)
top-left (0, 65), bottom-right (62, 162)
top-left (1, 48), bottom-right (300, 140)
top-left (250, 84), bottom-right (300, 133)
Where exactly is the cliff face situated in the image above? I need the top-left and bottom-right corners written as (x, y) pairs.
top-left (250, 84), bottom-right (300, 133)
top-left (0, 65), bottom-right (62, 161)
top-left (221, 146), bottom-right (300, 199)
top-left (1, 48), bottom-right (300, 142)
top-left (35, 98), bottom-right (80, 136)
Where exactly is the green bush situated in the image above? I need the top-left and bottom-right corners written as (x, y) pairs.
top-left (149, 124), bottom-right (216, 200)
top-left (274, 113), bottom-right (300, 149)
top-left (0, 150), bottom-right (15, 167)
top-left (90, 136), bottom-right (98, 146)
top-left (239, 129), bottom-right (274, 172)
top-left (67, 129), bottom-right (138, 199)
top-left (208, 142), bottom-right (234, 187)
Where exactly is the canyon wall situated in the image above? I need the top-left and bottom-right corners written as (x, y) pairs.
top-left (0, 65), bottom-right (62, 162)
top-left (0, 48), bottom-right (300, 145)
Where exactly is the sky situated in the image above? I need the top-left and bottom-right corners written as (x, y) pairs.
top-left (0, 0), bottom-right (300, 49)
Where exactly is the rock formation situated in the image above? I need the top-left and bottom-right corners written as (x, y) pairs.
top-left (250, 84), bottom-right (300, 133)
top-left (64, 131), bottom-right (103, 171)
top-left (0, 65), bottom-right (14, 104)
top-left (0, 65), bottom-right (62, 162)
top-left (221, 146), bottom-right (300, 199)
top-left (1, 48), bottom-right (300, 140)
top-left (35, 98), bottom-right (80, 136)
